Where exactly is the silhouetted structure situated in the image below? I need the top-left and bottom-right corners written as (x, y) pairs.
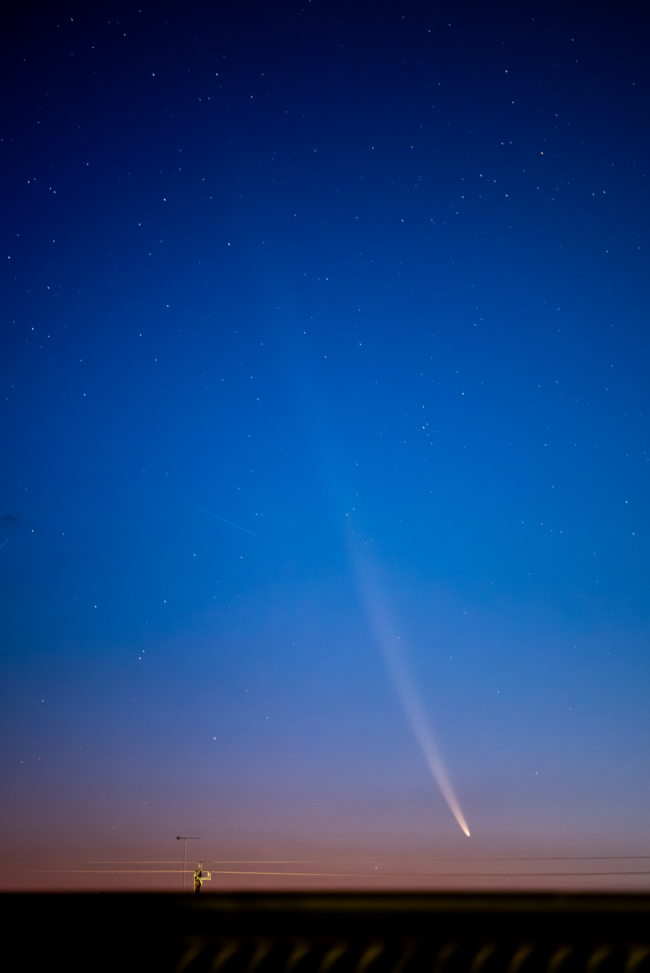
top-left (193, 862), bottom-right (211, 894)
top-left (4, 892), bottom-right (650, 973)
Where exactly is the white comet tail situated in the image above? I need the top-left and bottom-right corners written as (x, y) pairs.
top-left (383, 640), bottom-right (470, 837)
top-left (354, 555), bottom-right (470, 837)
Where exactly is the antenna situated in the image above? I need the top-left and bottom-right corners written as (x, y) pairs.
top-left (176, 836), bottom-right (200, 891)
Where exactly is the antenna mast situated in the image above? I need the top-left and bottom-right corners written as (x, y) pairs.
top-left (176, 836), bottom-right (200, 891)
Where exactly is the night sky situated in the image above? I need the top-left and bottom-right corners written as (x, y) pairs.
top-left (2, 1), bottom-right (650, 891)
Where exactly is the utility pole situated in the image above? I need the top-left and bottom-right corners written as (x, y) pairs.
top-left (176, 836), bottom-right (199, 891)
top-left (194, 862), bottom-right (212, 894)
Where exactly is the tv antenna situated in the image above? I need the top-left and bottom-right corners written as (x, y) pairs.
top-left (176, 836), bottom-right (200, 891)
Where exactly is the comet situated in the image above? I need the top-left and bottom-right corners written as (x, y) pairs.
top-left (354, 552), bottom-right (470, 837)
top-left (381, 634), bottom-right (470, 836)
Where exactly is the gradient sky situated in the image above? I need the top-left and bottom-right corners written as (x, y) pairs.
top-left (1, 1), bottom-right (650, 892)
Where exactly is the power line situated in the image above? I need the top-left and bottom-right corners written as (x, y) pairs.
top-left (5, 855), bottom-right (650, 865)
top-left (3, 868), bottom-right (650, 878)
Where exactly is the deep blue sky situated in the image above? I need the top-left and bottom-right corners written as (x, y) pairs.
top-left (1, 1), bottom-right (650, 890)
